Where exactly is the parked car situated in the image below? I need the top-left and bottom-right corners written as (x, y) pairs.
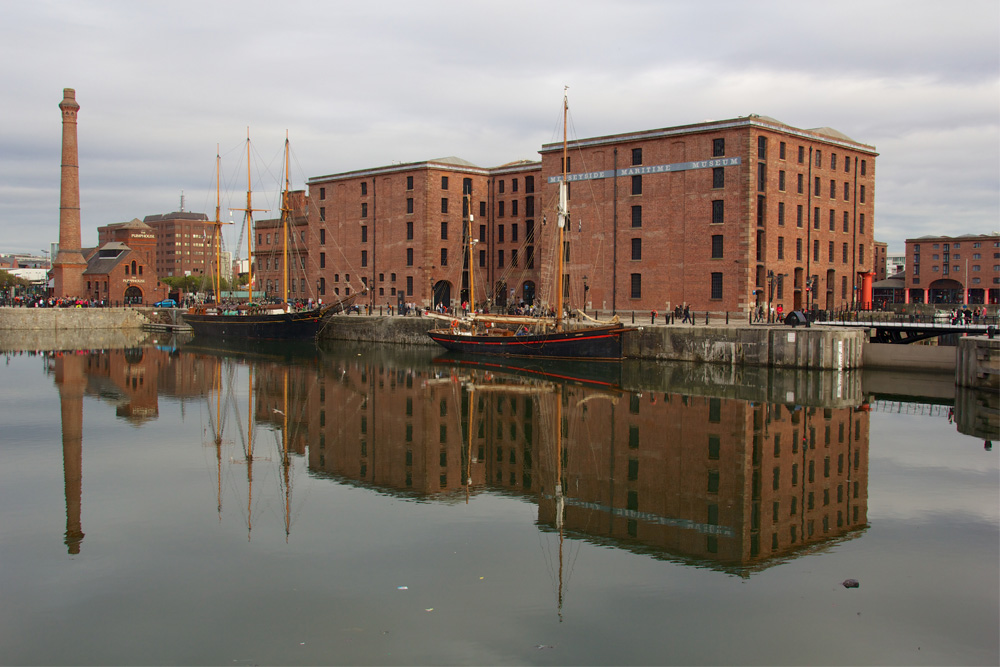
top-left (153, 299), bottom-right (177, 308)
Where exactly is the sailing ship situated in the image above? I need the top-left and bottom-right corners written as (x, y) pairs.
top-left (184, 134), bottom-right (362, 340)
top-left (427, 92), bottom-right (633, 359)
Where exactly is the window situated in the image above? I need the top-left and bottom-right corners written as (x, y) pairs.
top-left (711, 272), bottom-right (723, 299)
top-left (632, 174), bottom-right (642, 195)
top-left (631, 238), bottom-right (642, 260)
top-left (361, 202), bottom-right (368, 218)
top-left (479, 249), bottom-right (486, 267)
top-left (830, 179), bottom-right (836, 199)
top-left (361, 225), bottom-right (368, 243)
top-left (498, 179), bottom-right (505, 194)
top-left (711, 235), bottom-right (723, 258)
top-left (441, 176), bottom-right (448, 190)
top-left (713, 138), bottom-right (725, 156)
top-left (319, 208), bottom-right (325, 222)
top-left (498, 201), bottom-right (505, 217)
top-left (525, 197), bottom-right (534, 216)
top-left (440, 248), bottom-right (447, 266)
top-left (320, 228), bottom-right (326, 245)
top-left (712, 200), bottom-right (724, 224)
top-left (361, 182), bottom-right (368, 195)
top-left (758, 163), bottom-right (767, 191)
top-left (406, 221), bottom-right (413, 240)
top-left (842, 243), bottom-right (848, 263)
top-left (797, 173), bottom-right (804, 194)
top-left (498, 249), bottom-right (504, 268)
top-left (406, 198), bottom-right (413, 214)
top-left (361, 250), bottom-right (368, 267)
top-left (778, 170), bottom-right (786, 191)
top-left (526, 245), bottom-right (534, 268)
top-left (779, 141), bottom-right (786, 160)
top-left (828, 241), bottom-right (834, 261)
top-left (480, 224), bottom-right (486, 242)
top-left (831, 153), bottom-right (837, 170)
top-left (844, 182), bottom-right (850, 201)
top-left (511, 224), bottom-right (518, 242)
top-left (406, 176), bottom-right (413, 190)
top-left (758, 136), bottom-right (767, 159)
top-left (813, 207), bottom-right (820, 229)
top-left (441, 198), bottom-right (448, 213)
top-left (440, 221), bottom-right (448, 240)
top-left (525, 175), bottom-right (534, 193)
top-left (860, 160), bottom-right (867, 176)
top-left (632, 205), bottom-right (642, 228)
top-left (778, 237), bottom-right (785, 259)
top-left (406, 248), bottom-right (413, 266)
top-left (859, 213), bottom-right (865, 235)
top-left (561, 156), bottom-right (571, 172)
top-left (814, 176), bottom-right (821, 196)
top-left (632, 147), bottom-right (643, 165)
top-left (798, 145), bottom-right (805, 163)
top-left (406, 276), bottom-right (413, 295)
top-left (778, 201), bottom-right (785, 226)
top-left (796, 238), bottom-right (803, 261)
top-left (829, 209), bottom-right (835, 231)
top-left (859, 185), bottom-right (866, 203)
top-left (813, 239), bottom-right (820, 261)
top-left (512, 178), bottom-right (519, 193)
top-left (713, 167), bottom-right (724, 188)
top-left (630, 273), bottom-right (641, 298)
top-left (319, 186), bottom-right (326, 200)
top-left (512, 200), bottom-right (518, 217)
top-left (511, 248), bottom-right (518, 267)
top-left (859, 244), bottom-right (865, 263)
top-left (498, 224), bottom-right (505, 243)
top-left (815, 150), bottom-right (822, 167)
top-left (843, 211), bottom-right (849, 232)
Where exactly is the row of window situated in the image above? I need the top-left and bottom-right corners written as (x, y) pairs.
top-left (758, 137), bottom-right (869, 175)
top-left (774, 238), bottom-right (867, 264)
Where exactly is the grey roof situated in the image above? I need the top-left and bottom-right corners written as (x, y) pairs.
top-left (807, 126), bottom-right (856, 142)
top-left (84, 243), bottom-right (131, 275)
top-left (143, 211), bottom-right (209, 223)
top-left (428, 156), bottom-right (481, 168)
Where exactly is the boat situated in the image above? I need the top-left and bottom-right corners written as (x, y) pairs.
top-left (184, 134), bottom-right (362, 340)
top-left (427, 91), bottom-right (633, 359)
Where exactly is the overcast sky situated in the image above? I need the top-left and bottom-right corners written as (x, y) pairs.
top-left (1, 0), bottom-right (997, 257)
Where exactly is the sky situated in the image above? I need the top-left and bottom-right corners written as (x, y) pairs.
top-left (1, 0), bottom-right (997, 257)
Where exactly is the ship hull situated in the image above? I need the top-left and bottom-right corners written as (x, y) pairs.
top-left (427, 324), bottom-right (630, 360)
top-left (183, 307), bottom-right (328, 340)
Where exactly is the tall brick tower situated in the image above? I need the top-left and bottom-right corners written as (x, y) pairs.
top-left (52, 88), bottom-right (87, 298)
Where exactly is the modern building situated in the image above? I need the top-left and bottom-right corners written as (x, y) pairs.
top-left (303, 114), bottom-right (879, 316)
top-left (905, 234), bottom-right (1000, 305)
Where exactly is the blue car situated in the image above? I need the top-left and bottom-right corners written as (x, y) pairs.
top-left (153, 299), bottom-right (177, 308)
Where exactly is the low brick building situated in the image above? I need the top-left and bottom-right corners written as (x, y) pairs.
top-left (82, 242), bottom-right (169, 306)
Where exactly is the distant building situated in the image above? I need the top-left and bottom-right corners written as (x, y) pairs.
top-left (905, 233), bottom-right (999, 305)
top-left (886, 254), bottom-right (906, 276)
top-left (142, 211), bottom-right (218, 280)
top-left (873, 241), bottom-right (888, 281)
top-left (82, 242), bottom-right (168, 305)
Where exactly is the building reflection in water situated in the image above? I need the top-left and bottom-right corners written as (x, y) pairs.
top-left (45, 340), bottom-right (872, 574)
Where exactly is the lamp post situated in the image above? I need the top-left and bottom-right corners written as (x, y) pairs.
top-left (766, 270), bottom-right (776, 323)
top-left (582, 274), bottom-right (589, 315)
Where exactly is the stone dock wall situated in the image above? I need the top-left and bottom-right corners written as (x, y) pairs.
top-left (0, 307), bottom-right (151, 331)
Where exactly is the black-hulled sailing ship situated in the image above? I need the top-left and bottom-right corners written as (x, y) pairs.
top-left (427, 92), bottom-right (632, 359)
top-left (184, 134), bottom-right (361, 340)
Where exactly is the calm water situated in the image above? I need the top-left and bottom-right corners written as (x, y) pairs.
top-left (0, 335), bottom-right (996, 666)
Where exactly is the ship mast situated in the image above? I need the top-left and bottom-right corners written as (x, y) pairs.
top-left (231, 130), bottom-right (267, 302)
top-left (555, 89), bottom-right (569, 332)
top-left (281, 133), bottom-right (291, 307)
top-left (466, 191), bottom-right (475, 315)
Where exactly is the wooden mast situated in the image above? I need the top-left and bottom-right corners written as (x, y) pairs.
top-left (555, 89), bottom-right (569, 332)
top-left (281, 133), bottom-right (291, 307)
top-left (231, 130), bottom-right (267, 302)
top-left (467, 191), bottom-right (475, 315)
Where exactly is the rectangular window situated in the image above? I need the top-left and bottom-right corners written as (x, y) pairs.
top-left (813, 207), bottom-right (820, 229)
top-left (512, 199), bottom-right (518, 217)
top-left (498, 249), bottom-right (504, 268)
top-left (360, 182), bottom-right (367, 196)
top-left (441, 198), bottom-right (448, 213)
top-left (796, 204), bottom-right (803, 228)
top-left (828, 241), bottom-right (834, 261)
top-left (778, 170), bottom-right (785, 191)
top-left (859, 214), bottom-right (865, 234)
top-left (440, 221), bottom-right (448, 240)
top-left (814, 176), bottom-right (821, 196)
top-left (779, 141), bottom-right (786, 160)
top-left (710, 199), bottom-right (725, 224)
top-left (778, 201), bottom-right (785, 226)
top-left (319, 252), bottom-right (325, 268)
top-left (831, 153), bottom-right (837, 170)
top-left (406, 221), bottom-right (413, 240)
top-left (711, 235), bottom-right (723, 258)
top-left (319, 186), bottom-right (326, 200)
top-left (406, 276), bottom-right (413, 295)
top-left (829, 209), bottom-right (835, 231)
top-left (441, 176), bottom-right (448, 189)
top-left (632, 174), bottom-right (642, 195)
top-left (512, 178), bottom-right (518, 193)
top-left (630, 273), bottom-right (642, 298)
top-left (406, 176), bottom-right (413, 190)
top-left (511, 224), bottom-right (518, 242)
top-left (713, 167), bottom-right (724, 188)
top-left (632, 147), bottom-right (642, 165)
top-left (830, 179), bottom-right (836, 199)
top-left (713, 138), bottom-right (725, 156)
top-left (860, 160), bottom-right (867, 175)
top-left (406, 198), bottom-right (413, 214)
top-left (842, 243), bottom-right (848, 263)
top-left (525, 175), bottom-right (534, 193)
top-left (361, 225), bottom-right (368, 243)
top-left (859, 244), bottom-right (865, 263)
top-left (498, 179), bottom-right (505, 194)
top-left (711, 272), bottom-right (723, 299)
top-left (361, 202), bottom-right (368, 218)
top-left (320, 228), bottom-right (326, 245)
top-left (796, 238), bottom-right (803, 261)
top-left (631, 205), bottom-right (642, 228)
top-left (815, 150), bottom-right (822, 167)
top-left (361, 250), bottom-right (368, 267)
top-left (778, 237), bottom-right (785, 260)
top-left (406, 248), bottom-right (413, 266)
top-left (798, 145), bottom-right (805, 163)
top-left (631, 238), bottom-right (642, 260)
top-left (511, 248), bottom-right (518, 267)
top-left (525, 197), bottom-right (534, 216)
top-left (440, 248), bottom-right (448, 266)
top-left (758, 136), bottom-right (767, 159)
top-left (526, 245), bottom-right (534, 268)
top-left (797, 173), bottom-right (804, 194)
top-left (813, 239), bottom-right (820, 261)
top-left (498, 201), bottom-right (505, 217)
top-left (758, 163), bottom-right (767, 191)
top-left (844, 182), bottom-right (850, 201)
top-left (859, 185), bottom-right (866, 203)
top-left (319, 207), bottom-right (325, 222)
top-left (480, 224), bottom-right (486, 242)
top-left (498, 224), bottom-right (505, 243)
top-left (843, 211), bottom-right (849, 232)
top-left (479, 249), bottom-right (486, 267)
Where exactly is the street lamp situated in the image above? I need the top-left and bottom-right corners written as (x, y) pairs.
top-left (582, 274), bottom-right (589, 313)
top-left (766, 270), bottom-right (776, 322)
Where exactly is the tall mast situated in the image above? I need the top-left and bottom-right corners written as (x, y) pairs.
top-left (467, 191), bottom-right (475, 315)
top-left (213, 146), bottom-right (222, 303)
top-left (231, 130), bottom-right (267, 302)
top-left (282, 133), bottom-right (291, 306)
top-left (555, 89), bottom-right (569, 331)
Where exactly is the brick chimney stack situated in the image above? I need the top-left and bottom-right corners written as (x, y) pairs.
top-left (52, 88), bottom-right (87, 299)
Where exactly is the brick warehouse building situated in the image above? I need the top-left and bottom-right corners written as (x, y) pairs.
top-left (142, 210), bottom-right (219, 279)
top-left (302, 115), bottom-right (878, 316)
top-left (904, 233), bottom-right (1000, 305)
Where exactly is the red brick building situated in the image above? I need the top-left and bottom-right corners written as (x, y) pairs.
top-left (304, 115), bottom-right (878, 316)
top-left (82, 242), bottom-right (169, 305)
top-left (142, 211), bottom-right (218, 279)
top-left (905, 233), bottom-right (1000, 305)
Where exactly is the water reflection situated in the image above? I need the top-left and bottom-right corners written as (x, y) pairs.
top-left (40, 337), bottom-right (886, 576)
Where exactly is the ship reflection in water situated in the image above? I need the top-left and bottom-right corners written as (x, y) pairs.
top-left (48, 337), bottom-right (871, 574)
